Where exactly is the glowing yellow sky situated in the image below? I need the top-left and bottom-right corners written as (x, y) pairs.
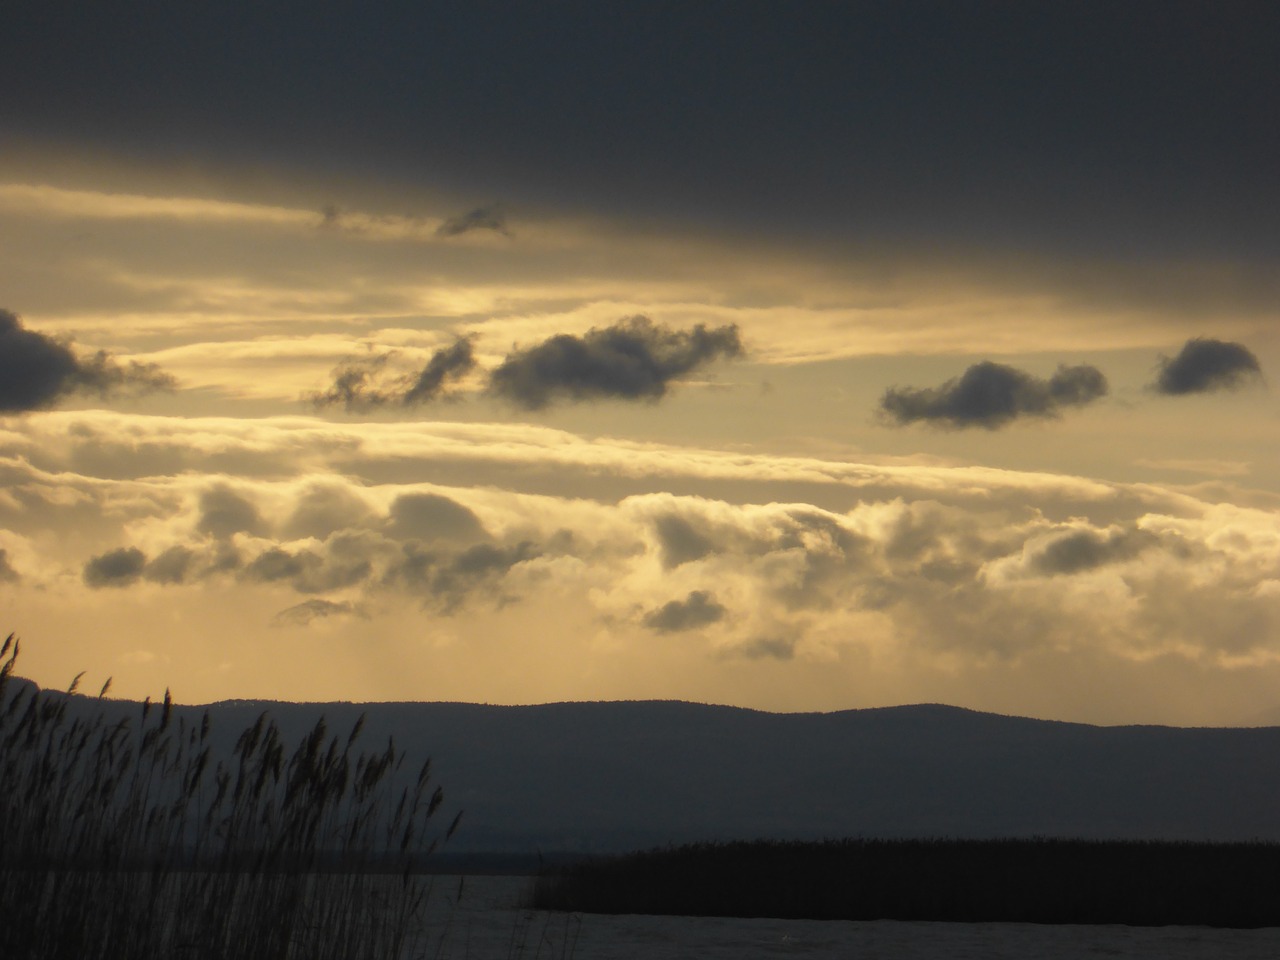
top-left (0, 151), bottom-right (1277, 726)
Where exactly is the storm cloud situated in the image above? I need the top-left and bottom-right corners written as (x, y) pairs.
top-left (1152, 338), bottom-right (1263, 395)
top-left (310, 338), bottom-right (477, 411)
top-left (879, 361), bottom-right (1108, 429)
top-left (642, 590), bottom-right (727, 633)
top-left (0, 309), bottom-right (174, 412)
top-left (487, 316), bottom-right (743, 410)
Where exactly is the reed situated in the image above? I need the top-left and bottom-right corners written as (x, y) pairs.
top-left (0, 634), bottom-right (460, 960)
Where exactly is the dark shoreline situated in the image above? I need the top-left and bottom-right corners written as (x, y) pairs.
top-left (532, 838), bottom-right (1280, 928)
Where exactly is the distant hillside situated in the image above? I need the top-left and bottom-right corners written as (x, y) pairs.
top-left (27, 684), bottom-right (1280, 854)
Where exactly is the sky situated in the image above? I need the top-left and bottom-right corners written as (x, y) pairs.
top-left (1, 2), bottom-right (1277, 724)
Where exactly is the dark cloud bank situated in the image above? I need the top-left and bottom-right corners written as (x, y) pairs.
top-left (488, 316), bottom-right (743, 410)
top-left (1153, 338), bottom-right (1263, 396)
top-left (0, 309), bottom-right (174, 412)
top-left (880, 361), bottom-right (1108, 430)
top-left (7, 5), bottom-right (1277, 257)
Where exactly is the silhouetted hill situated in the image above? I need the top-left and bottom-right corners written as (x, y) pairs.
top-left (30, 687), bottom-right (1280, 854)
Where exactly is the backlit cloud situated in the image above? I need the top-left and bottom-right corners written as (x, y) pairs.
top-left (880, 362), bottom-right (1108, 429)
top-left (488, 316), bottom-right (743, 410)
top-left (1153, 338), bottom-right (1263, 395)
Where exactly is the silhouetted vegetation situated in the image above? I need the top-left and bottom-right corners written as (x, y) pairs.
top-left (0, 635), bottom-right (459, 960)
top-left (534, 837), bottom-right (1280, 927)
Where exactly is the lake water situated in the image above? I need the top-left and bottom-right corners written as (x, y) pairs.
top-left (417, 875), bottom-right (1280, 959)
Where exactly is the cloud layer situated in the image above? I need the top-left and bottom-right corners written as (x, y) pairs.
top-left (880, 362), bottom-right (1108, 429)
top-left (0, 407), bottom-right (1275, 722)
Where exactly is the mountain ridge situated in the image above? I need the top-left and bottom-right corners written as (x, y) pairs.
top-left (14, 680), bottom-right (1280, 854)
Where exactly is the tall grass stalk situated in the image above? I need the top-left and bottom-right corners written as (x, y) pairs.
top-left (0, 635), bottom-right (460, 960)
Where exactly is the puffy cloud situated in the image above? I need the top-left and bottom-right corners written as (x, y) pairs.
top-left (0, 549), bottom-right (20, 583)
top-left (144, 545), bottom-right (195, 584)
top-left (487, 316), bottom-right (743, 409)
top-left (0, 308), bottom-right (174, 412)
top-left (197, 486), bottom-right (266, 540)
top-left (642, 590), bottom-right (727, 633)
top-left (651, 514), bottom-right (716, 569)
top-left (435, 205), bottom-right (509, 238)
top-left (241, 546), bottom-right (371, 595)
top-left (879, 361), bottom-right (1108, 429)
top-left (282, 483), bottom-right (376, 540)
top-left (387, 493), bottom-right (487, 543)
top-left (309, 338), bottom-right (477, 411)
top-left (386, 541), bottom-right (539, 612)
top-left (84, 546), bottom-right (147, 587)
top-left (1152, 338), bottom-right (1263, 395)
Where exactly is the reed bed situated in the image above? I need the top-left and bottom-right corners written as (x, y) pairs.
top-left (534, 837), bottom-right (1280, 927)
top-left (0, 635), bottom-right (460, 960)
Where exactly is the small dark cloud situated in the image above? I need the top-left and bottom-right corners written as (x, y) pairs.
top-left (642, 590), bottom-right (727, 633)
top-left (271, 598), bottom-right (363, 627)
top-left (242, 545), bottom-right (370, 594)
top-left (402, 338), bottom-right (478, 405)
top-left (387, 493), bottom-right (487, 543)
top-left (144, 545), bottom-right (194, 584)
top-left (308, 354), bottom-right (392, 411)
top-left (487, 316), bottom-right (744, 410)
top-left (310, 338), bottom-right (476, 411)
top-left (0, 549), bottom-right (20, 583)
top-left (1152, 338), bottom-right (1263, 395)
top-left (1029, 527), bottom-right (1158, 577)
top-left (0, 308), bottom-right (175, 413)
top-left (879, 361), bottom-right (1108, 429)
top-left (435, 205), bottom-right (510, 238)
top-left (652, 515), bottom-right (716, 569)
top-left (319, 203), bottom-right (342, 228)
top-left (197, 485), bottom-right (266, 540)
top-left (84, 546), bottom-right (147, 588)
top-left (243, 547), bottom-right (320, 584)
top-left (737, 637), bottom-right (796, 661)
top-left (387, 541), bottom-right (538, 612)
